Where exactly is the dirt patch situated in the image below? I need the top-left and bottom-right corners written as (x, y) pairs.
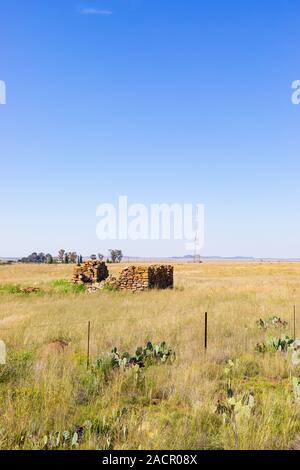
top-left (20, 287), bottom-right (40, 294)
top-left (43, 340), bottom-right (68, 353)
top-left (35, 340), bottom-right (71, 371)
top-left (38, 340), bottom-right (70, 360)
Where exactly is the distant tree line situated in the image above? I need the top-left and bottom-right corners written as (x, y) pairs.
top-left (19, 249), bottom-right (123, 264)
top-left (19, 250), bottom-right (80, 264)
top-left (19, 252), bottom-right (54, 264)
top-left (58, 249), bottom-right (78, 264)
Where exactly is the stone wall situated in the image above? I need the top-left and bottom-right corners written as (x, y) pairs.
top-left (73, 260), bottom-right (109, 284)
top-left (117, 265), bottom-right (174, 292)
top-left (73, 262), bottom-right (174, 292)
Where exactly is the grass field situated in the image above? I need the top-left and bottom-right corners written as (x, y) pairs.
top-left (1, 262), bottom-right (300, 450)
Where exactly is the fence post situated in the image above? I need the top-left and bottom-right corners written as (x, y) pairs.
top-left (294, 306), bottom-right (296, 341)
top-left (87, 321), bottom-right (91, 369)
top-left (204, 312), bottom-right (208, 352)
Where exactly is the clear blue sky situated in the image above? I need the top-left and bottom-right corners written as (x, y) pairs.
top-left (0, 0), bottom-right (299, 258)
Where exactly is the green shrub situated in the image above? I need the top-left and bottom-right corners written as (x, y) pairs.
top-left (0, 284), bottom-right (22, 294)
top-left (0, 350), bottom-right (34, 384)
top-left (102, 283), bottom-right (118, 292)
top-left (243, 360), bottom-right (260, 377)
top-left (50, 279), bottom-right (86, 294)
top-left (0, 284), bottom-right (43, 295)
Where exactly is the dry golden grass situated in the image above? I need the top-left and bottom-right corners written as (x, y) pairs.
top-left (1, 261), bottom-right (300, 450)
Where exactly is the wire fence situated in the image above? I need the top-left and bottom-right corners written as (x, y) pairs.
top-left (0, 305), bottom-right (298, 368)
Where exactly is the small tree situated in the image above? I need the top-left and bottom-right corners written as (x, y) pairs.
top-left (79, 255), bottom-right (83, 264)
top-left (27, 253), bottom-right (37, 263)
top-left (64, 253), bottom-right (69, 264)
top-left (58, 249), bottom-right (65, 263)
top-left (115, 250), bottom-right (123, 263)
top-left (46, 254), bottom-right (53, 264)
top-left (68, 252), bottom-right (77, 264)
top-left (38, 252), bottom-right (46, 263)
top-left (109, 250), bottom-right (117, 263)
top-left (109, 249), bottom-right (123, 263)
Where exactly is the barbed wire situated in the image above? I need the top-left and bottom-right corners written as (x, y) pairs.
top-left (0, 310), bottom-right (207, 332)
top-left (0, 319), bottom-right (89, 331)
top-left (0, 307), bottom-right (297, 355)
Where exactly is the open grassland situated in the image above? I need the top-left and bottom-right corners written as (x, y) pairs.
top-left (1, 262), bottom-right (300, 450)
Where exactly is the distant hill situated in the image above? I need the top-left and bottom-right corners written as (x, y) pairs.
top-left (178, 255), bottom-right (256, 260)
top-left (2, 255), bottom-right (300, 263)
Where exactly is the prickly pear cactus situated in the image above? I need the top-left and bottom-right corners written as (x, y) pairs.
top-left (256, 335), bottom-right (294, 353)
top-left (256, 316), bottom-right (288, 330)
top-left (96, 341), bottom-right (175, 372)
top-left (291, 340), bottom-right (300, 366)
top-left (292, 377), bottom-right (300, 402)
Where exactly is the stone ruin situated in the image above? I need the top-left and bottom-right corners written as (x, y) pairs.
top-left (73, 261), bottom-right (173, 292)
top-left (73, 260), bottom-right (109, 284)
top-left (116, 265), bottom-right (174, 292)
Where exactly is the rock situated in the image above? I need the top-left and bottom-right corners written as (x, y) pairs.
top-left (40, 340), bottom-right (69, 356)
top-left (0, 340), bottom-right (6, 365)
top-left (20, 287), bottom-right (40, 294)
